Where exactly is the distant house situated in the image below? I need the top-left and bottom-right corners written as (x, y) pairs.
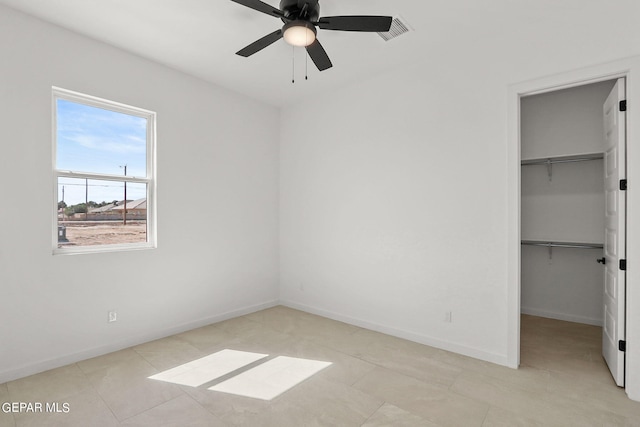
top-left (112, 198), bottom-right (147, 219)
top-left (112, 198), bottom-right (146, 214)
top-left (88, 202), bottom-right (121, 214)
top-left (84, 198), bottom-right (147, 220)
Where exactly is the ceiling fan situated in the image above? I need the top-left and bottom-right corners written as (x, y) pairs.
top-left (231, 0), bottom-right (393, 71)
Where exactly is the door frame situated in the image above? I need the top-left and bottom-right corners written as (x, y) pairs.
top-left (507, 56), bottom-right (640, 401)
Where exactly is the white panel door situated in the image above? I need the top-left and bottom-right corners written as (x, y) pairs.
top-left (602, 78), bottom-right (626, 387)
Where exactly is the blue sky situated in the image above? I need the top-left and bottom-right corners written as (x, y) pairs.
top-left (57, 99), bottom-right (148, 205)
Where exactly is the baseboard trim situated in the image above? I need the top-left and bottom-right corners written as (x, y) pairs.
top-left (521, 307), bottom-right (603, 327)
top-left (279, 299), bottom-right (509, 367)
top-left (0, 299), bottom-right (279, 384)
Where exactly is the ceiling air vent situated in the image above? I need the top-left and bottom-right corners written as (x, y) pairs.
top-left (377, 17), bottom-right (410, 42)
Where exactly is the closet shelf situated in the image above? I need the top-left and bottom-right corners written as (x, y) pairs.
top-left (521, 153), bottom-right (603, 181)
top-left (521, 152), bottom-right (603, 166)
top-left (521, 240), bottom-right (603, 249)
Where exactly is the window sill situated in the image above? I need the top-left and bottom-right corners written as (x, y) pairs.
top-left (53, 242), bottom-right (156, 256)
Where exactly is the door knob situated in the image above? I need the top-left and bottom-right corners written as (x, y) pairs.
top-left (597, 257), bottom-right (606, 265)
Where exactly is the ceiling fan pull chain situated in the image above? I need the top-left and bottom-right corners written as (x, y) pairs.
top-left (305, 28), bottom-right (309, 81)
top-left (292, 45), bottom-right (295, 84)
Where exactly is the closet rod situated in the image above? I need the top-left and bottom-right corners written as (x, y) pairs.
top-left (521, 240), bottom-right (603, 249)
top-left (521, 154), bottom-right (603, 166)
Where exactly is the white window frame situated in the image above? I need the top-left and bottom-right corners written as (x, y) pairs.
top-left (52, 87), bottom-right (157, 255)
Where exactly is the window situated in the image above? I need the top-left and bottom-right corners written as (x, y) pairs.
top-left (53, 87), bottom-right (156, 254)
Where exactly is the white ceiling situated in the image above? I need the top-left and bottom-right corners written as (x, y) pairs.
top-left (1, 0), bottom-right (639, 107)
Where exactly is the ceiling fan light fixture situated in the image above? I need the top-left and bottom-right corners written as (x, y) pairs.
top-left (283, 21), bottom-right (317, 47)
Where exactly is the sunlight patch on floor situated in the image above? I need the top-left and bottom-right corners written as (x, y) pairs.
top-left (148, 349), bottom-right (268, 387)
top-left (148, 349), bottom-right (332, 400)
top-left (209, 356), bottom-right (332, 400)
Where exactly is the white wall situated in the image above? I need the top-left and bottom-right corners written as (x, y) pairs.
top-left (521, 246), bottom-right (604, 325)
top-left (521, 160), bottom-right (605, 243)
top-left (521, 81), bottom-right (616, 160)
top-left (279, 63), bottom-right (514, 363)
top-left (0, 6), bottom-right (280, 383)
top-left (279, 4), bottom-right (640, 370)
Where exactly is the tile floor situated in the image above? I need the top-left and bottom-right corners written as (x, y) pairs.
top-left (1, 307), bottom-right (640, 426)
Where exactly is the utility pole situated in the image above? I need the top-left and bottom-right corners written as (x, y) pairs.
top-left (85, 178), bottom-right (88, 221)
top-left (120, 165), bottom-right (127, 225)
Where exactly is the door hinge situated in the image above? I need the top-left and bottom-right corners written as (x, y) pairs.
top-left (620, 179), bottom-right (627, 191)
top-left (620, 259), bottom-right (627, 271)
top-left (620, 100), bottom-right (627, 112)
top-left (619, 340), bottom-right (626, 352)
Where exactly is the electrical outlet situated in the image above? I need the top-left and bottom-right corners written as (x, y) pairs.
top-left (444, 311), bottom-right (452, 323)
top-left (108, 311), bottom-right (117, 323)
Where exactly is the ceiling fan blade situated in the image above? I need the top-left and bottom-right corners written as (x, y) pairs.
top-left (318, 16), bottom-right (393, 32)
top-left (230, 0), bottom-right (284, 18)
top-left (236, 30), bottom-right (283, 57)
top-left (305, 39), bottom-right (332, 71)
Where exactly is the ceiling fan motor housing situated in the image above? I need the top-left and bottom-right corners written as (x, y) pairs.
top-left (280, 0), bottom-right (320, 22)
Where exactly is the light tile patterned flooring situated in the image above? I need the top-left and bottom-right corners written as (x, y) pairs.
top-left (1, 307), bottom-right (640, 426)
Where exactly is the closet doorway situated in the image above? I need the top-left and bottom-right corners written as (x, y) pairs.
top-left (519, 78), bottom-right (627, 387)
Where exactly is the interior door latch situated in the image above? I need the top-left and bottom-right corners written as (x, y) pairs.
top-left (597, 257), bottom-right (606, 265)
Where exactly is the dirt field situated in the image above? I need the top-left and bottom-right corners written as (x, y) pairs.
top-left (59, 221), bottom-right (147, 247)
